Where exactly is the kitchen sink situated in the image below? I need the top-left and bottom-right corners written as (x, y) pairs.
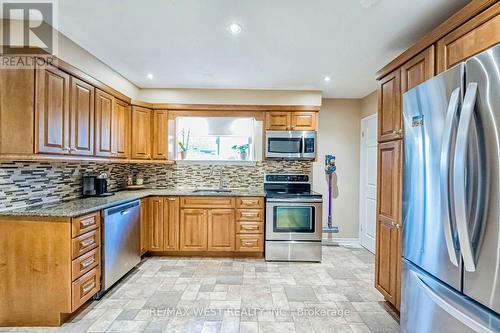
top-left (191, 189), bottom-right (232, 194)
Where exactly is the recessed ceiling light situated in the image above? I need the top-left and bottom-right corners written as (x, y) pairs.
top-left (324, 76), bottom-right (332, 82)
top-left (360, 0), bottom-right (381, 8)
top-left (147, 73), bottom-right (154, 79)
top-left (228, 23), bottom-right (242, 35)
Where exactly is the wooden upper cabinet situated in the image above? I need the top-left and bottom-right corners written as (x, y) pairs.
top-left (290, 112), bottom-right (317, 131)
top-left (113, 100), bottom-right (130, 158)
top-left (266, 112), bottom-right (291, 130)
top-left (35, 66), bottom-right (71, 155)
top-left (148, 197), bottom-right (164, 251)
top-left (163, 197), bottom-right (180, 251)
top-left (378, 69), bottom-right (402, 142)
top-left (152, 110), bottom-right (168, 160)
top-left (401, 46), bottom-right (435, 93)
top-left (377, 140), bottom-right (402, 227)
top-left (131, 106), bottom-right (152, 159)
top-left (70, 77), bottom-right (94, 156)
top-left (266, 111), bottom-right (318, 131)
top-left (95, 89), bottom-right (115, 157)
top-left (180, 209), bottom-right (207, 251)
top-left (207, 209), bottom-right (235, 251)
top-left (437, 3), bottom-right (500, 73)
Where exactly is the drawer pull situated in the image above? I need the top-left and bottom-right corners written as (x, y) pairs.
top-left (80, 238), bottom-right (95, 248)
top-left (80, 257), bottom-right (95, 269)
top-left (242, 212), bottom-right (259, 217)
top-left (80, 218), bottom-right (96, 227)
top-left (242, 226), bottom-right (258, 230)
top-left (82, 281), bottom-right (96, 294)
top-left (243, 242), bottom-right (256, 246)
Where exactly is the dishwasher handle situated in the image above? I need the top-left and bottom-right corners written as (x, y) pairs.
top-left (103, 200), bottom-right (140, 217)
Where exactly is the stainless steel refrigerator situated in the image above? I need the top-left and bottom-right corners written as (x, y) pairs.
top-left (401, 44), bottom-right (500, 332)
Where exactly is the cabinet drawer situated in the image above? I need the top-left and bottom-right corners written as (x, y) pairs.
top-left (72, 248), bottom-right (100, 281)
top-left (180, 196), bottom-right (235, 208)
top-left (236, 234), bottom-right (264, 252)
top-left (71, 229), bottom-right (100, 259)
top-left (236, 221), bottom-right (263, 234)
top-left (72, 212), bottom-right (100, 238)
top-left (72, 267), bottom-right (100, 311)
top-left (236, 209), bottom-right (263, 221)
top-left (236, 197), bottom-right (264, 209)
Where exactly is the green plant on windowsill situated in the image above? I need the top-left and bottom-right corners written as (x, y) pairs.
top-left (232, 144), bottom-right (250, 161)
top-left (178, 129), bottom-right (190, 160)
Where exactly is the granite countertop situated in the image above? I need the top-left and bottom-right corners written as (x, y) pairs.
top-left (0, 188), bottom-right (265, 218)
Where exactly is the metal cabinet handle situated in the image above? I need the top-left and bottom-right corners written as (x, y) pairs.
top-left (440, 87), bottom-right (461, 267)
top-left (81, 257), bottom-right (95, 269)
top-left (80, 238), bottom-right (95, 248)
top-left (80, 218), bottom-right (95, 227)
top-left (82, 281), bottom-right (96, 294)
top-left (454, 82), bottom-right (479, 272)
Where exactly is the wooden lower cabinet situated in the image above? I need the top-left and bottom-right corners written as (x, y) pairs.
top-left (140, 198), bottom-right (149, 255)
top-left (0, 211), bottom-right (101, 326)
top-left (180, 209), bottom-right (208, 251)
top-left (147, 196), bottom-right (180, 252)
top-left (375, 219), bottom-right (401, 309)
top-left (163, 197), bottom-right (180, 251)
top-left (207, 209), bottom-right (235, 251)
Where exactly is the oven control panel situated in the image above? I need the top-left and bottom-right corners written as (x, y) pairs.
top-left (265, 174), bottom-right (310, 183)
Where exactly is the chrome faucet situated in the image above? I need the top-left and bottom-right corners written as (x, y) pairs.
top-left (208, 165), bottom-right (225, 190)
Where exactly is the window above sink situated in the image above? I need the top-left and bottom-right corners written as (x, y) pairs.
top-left (173, 116), bottom-right (262, 162)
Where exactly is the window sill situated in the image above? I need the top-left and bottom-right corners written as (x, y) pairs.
top-left (175, 160), bottom-right (257, 166)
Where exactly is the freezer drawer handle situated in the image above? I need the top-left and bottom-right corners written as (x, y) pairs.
top-left (453, 82), bottom-right (478, 272)
top-left (412, 269), bottom-right (495, 333)
top-left (440, 87), bottom-right (461, 267)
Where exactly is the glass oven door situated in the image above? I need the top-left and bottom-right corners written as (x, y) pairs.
top-left (266, 200), bottom-right (322, 241)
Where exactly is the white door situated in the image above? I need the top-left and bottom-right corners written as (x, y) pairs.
top-left (359, 115), bottom-right (378, 253)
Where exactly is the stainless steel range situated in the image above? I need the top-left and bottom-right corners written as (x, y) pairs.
top-left (264, 174), bottom-right (323, 262)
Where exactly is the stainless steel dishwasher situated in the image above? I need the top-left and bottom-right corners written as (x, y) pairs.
top-left (96, 200), bottom-right (141, 298)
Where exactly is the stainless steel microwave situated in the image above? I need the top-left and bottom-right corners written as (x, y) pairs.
top-left (265, 131), bottom-right (317, 160)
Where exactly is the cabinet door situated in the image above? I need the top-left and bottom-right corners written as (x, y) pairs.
top-left (35, 66), bottom-right (70, 154)
top-left (131, 106), bottom-right (152, 159)
top-left (163, 197), bottom-right (179, 251)
top-left (378, 69), bottom-right (402, 142)
top-left (69, 77), bottom-right (94, 156)
top-left (375, 140), bottom-right (402, 309)
top-left (266, 112), bottom-right (291, 131)
top-left (152, 110), bottom-right (168, 160)
top-left (180, 209), bottom-right (207, 251)
top-left (290, 112), bottom-right (317, 131)
top-left (207, 209), bottom-right (235, 251)
top-left (377, 140), bottom-right (402, 226)
top-left (375, 219), bottom-right (401, 309)
top-left (140, 198), bottom-right (148, 255)
top-left (401, 46), bottom-right (435, 93)
top-left (113, 100), bottom-right (130, 158)
top-left (437, 4), bottom-right (500, 73)
top-left (95, 90), bottom-right (115, 157)
top-left (148, 197), bottom-right (164, 251)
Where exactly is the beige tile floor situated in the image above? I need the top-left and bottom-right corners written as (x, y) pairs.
top-left (2, 246), bottom-right (400, 333)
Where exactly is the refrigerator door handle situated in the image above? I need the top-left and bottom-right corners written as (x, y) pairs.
top-left (440, 87), bottom-right (461, 267)
top-left (411, 268), bottom-right (496, 333)
top-left (454, 82), bottom-right (478, 272)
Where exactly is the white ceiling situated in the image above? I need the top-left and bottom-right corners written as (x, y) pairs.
top-left (58, 0), bottom-right (469, 98)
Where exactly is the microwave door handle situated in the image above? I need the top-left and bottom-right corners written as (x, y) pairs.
top-left (301, 136), bottom-right (305, 158)
top-left (453, 82), bottom-right (478, 272)
top-left (440, 87), bottom-right (461, 267)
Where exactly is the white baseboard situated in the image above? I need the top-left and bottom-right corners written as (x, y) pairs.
top-left (322, 237), bottom-right (361, 247)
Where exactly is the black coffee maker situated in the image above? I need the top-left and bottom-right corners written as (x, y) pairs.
top-left (82, 173), bottom-right (114, 197)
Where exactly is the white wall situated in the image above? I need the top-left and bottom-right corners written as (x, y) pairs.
top-left (313, 99), bottom-right (362, 240)
top-left (138, 88), bottom-right (322, 106)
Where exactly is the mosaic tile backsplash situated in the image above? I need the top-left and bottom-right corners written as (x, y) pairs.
top-left (0, 160), bottom-right (311, 211)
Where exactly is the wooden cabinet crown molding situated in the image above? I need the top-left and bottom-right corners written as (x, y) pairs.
top-left (376, 0), bottom-right (499, 79)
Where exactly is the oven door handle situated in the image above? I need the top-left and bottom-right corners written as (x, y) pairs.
top-left (266, 198), bottom-right (323, 203)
